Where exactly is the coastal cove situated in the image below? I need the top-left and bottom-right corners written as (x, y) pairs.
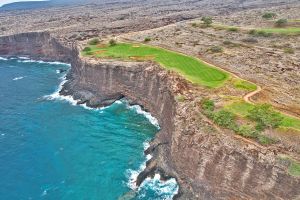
top-left (0, 56), bottom-right (178, 199)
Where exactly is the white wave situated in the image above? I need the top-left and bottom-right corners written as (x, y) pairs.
top-left (0, 56), bottom-right (8, 61)
top-left (13, 76), bottom-right (25, 81)
top-left (56, 70), bottom-right (60, 74)
top-left (18, 56), bottom-right (30, 60)
top-left (126, 141), bottom-right (178, 199)
top-left (17, 59), bottom-right (70, 66)
top-left (139, 174), bottom-right (179, 200)
top-left (44, 77), bottom-right (108, 111)
top-left (128, 105), bottom-right (160, 129)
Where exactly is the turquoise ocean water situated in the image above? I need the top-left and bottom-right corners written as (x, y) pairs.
top-left (0, 57), bottom-right (178, 200)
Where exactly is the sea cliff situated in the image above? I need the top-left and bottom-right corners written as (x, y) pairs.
top-left (0, 32), bottom-right (299, 200)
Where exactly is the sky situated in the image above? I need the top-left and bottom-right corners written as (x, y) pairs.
top-left (0, 0), bottom-right (48, 7)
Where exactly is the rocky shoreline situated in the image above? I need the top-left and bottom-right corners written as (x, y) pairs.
top-left (0, 32), bottom-right (300, 199)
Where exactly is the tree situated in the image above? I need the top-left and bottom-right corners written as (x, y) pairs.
top-left (109, 39), bottom-right (117, 46)
top-left (262, 12), bottom-right (277, 19)
top-left (275, 18), bottom-right (288, 27)
top-left (201, 16), bottom-right (213, 26)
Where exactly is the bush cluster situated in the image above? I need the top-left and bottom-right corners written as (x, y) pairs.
top-left (249, 29), bottom-right (272, 37)
top-left (208, 45), bottom-right (223, 53)
top-left (200, 99), bottom-right (277, 145)
top-left (109, 39), bottom-right (117, 46)
top-left (227, 27), bottom-right (239, 32)
top-left (144, 37), bottom-right (151, 42)
top-left (248, 104), bottom-right (283, 131)
top-left (275, 18), bottom-right (288, 27)
top-left (262, 12), bottom-right (277, 19)
top-left (201, 16), bottom-right (213, 26)
top-left (88, 38), bottom-right (100, 45)
top-left (83, 47), bottom-right (91, 52)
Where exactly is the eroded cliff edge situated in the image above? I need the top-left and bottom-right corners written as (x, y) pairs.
top-left (0, 32), bottom-right (299, 200)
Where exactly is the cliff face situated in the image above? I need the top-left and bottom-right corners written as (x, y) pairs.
top-left (0, 32), bottom-right (72, 62)
top-left (0, 32), bottom-right (300, 200)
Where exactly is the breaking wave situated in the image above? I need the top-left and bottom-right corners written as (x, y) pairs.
top-left (126, 142), bottom-right (179, 200)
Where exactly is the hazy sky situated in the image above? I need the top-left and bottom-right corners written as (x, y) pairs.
top-left (0, 0), bottom-right (48, 7)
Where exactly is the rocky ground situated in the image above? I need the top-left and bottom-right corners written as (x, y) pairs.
top-left (120, 4), bottom-right (300, 117)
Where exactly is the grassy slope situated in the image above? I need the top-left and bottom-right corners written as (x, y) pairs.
top-left (225, 101), bottom-right (300, 131)
top-left (258, 27), bottom-right (300, 35)
top-left (211, 23), bottom-right (300, 35)
top-left (84, 43), bottom-right (229, 88)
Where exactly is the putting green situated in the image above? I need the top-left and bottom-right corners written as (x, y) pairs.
top-left (82, 43), bottom-right (230, 88)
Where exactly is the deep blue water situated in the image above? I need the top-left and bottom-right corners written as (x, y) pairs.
top-left (0, 57), bottom-right (178, 200)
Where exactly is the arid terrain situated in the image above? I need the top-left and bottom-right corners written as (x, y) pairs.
top-left (1, 0), bottom-right (300, 199)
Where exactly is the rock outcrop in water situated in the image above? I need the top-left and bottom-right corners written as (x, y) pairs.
top-left (0, 32), bottom-right (300, 200)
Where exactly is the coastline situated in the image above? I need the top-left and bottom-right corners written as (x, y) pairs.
top-left (1, 32), bottom-right (300, 199)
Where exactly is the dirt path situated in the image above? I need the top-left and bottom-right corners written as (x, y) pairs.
top-left (243, 85), bottom-right (262, 104)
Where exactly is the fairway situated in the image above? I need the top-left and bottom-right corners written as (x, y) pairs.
top-left (82, 43), bottom-right (229, 87)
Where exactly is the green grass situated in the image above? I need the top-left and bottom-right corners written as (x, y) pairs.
top-left (279, 155), bottom-right (300, 177)
top-left (233, 79), bottom-right (257, 91)
top-left (289, 160), bottom-right (300, 177)
top-left (258, 27), bottom-right (300, 35)
top-left (225, 101), bottom-right (300, 131)
top-left (82, 43), bottom-right (230, 88)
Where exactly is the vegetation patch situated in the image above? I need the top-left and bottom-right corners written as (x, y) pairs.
top-left (279, 155), bottom-right (300, 177)
top-left (233, 79), bottom-right (257, 91)
top-left (88, 38), bottom-right (100, 45)
top-left (201, 99), bottom-right (276, 145)
top-left (262, 12), bottom-right (277, 19)
top-left (208, 45), bottom-right (223, 53)
top-left (225, 101), bottom-right (300, 132)
top-left (257, 27), bottom-right (300, 36)
top-left (82, 42), bottom-right (230, 88)
top-left (227, 27), bottom-right (239, 32)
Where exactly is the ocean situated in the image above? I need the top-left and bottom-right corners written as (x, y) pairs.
top-left (0, 57), bottom-right (178, 200)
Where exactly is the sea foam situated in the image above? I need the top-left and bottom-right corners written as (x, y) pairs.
top-left (126, 141), bottom-right (179, 199)
top-left (13, 76), bottom-right (25, 81)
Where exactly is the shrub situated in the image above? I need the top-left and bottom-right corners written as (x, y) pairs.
top-left (201, 16), bottom-right (213, 26)
top-left (283, 48), bottom-right (294, 54)
top-left (248, 104), bottom-right (283, 130)
top-left (209, 45), bottom-right (223, 53)
top-left (237, 125), bottom-right (258, 138)
top-left (257, 135), bottom-right (276, 145)
top-left (86, 51), bottom-right (93, 55)
top-left (201, 98), bottom-right (215, 118)
top-left (213, 110), bottom-right (237, 129)
top-left (256, 30), bottom-right (273, 37)
top-left (248, 29), bottom-right (257, 35)
top-left (83, 47), bottom-right (91, 52)
top-left (144, 37), bottom-right (151, 42)
top-left (88, 38), bottom-right (100, 45)
top-left (176, 95), bottom-right (186, 102)
top-left (275, 18), bottom-right (288, 27)
top-left (109, 39), bottom-right (117, 46)
top-left (227, 27), bottom-right (239, 32)
top-left (241, 37), bottom-right (258, 43)
top-left (262, 12), bottom-right (277, 19)
top-left (201, 98), bottom-right (215, 111)
top-left (191, 23), bottom-right (198, 27)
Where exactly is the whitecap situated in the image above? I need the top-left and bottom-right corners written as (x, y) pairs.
top-left (128, 105), bottom-right (160, 129)
top-left (17, 59), bottom-right (71, 66)
top-left (18, 56), bottom-right (30, 60)
top-left (126, 141), bottom-right (179, 199)
top-left (0, 56), bottom-right (8, 61)
top-left (139, 174), bottom-right (179, 200)
top-left (13, 76), bottom-right (25, 81)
